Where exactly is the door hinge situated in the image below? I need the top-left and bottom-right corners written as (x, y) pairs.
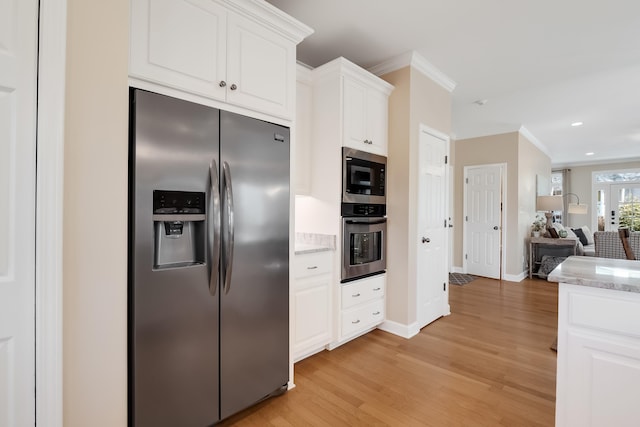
top-left (444, 219), bottom-right (447, 228)
top-left (465, 254), bottom-right (468, 260)
top-left (443, 282), bottom-right (446, 291)
top-left (465, 215), bottom-right (468, 221)
top-left (465, 177), bottom-right (469, 184)
top-left (444, 155), bottom-right (448, 164)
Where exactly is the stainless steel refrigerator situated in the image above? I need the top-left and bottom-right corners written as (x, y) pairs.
top-left (128, 89), bottom-right (290, 426)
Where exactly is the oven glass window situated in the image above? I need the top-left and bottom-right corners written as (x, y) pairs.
top-left (350, 231), bottom-right (382, 265)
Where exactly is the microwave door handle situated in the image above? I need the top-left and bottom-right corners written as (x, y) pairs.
top-left (222, 161), bottom-right (235, 295)
top-left (208, 159), bottom-right (221, 296)
top-left (345, 219), bottom-right (387, 225)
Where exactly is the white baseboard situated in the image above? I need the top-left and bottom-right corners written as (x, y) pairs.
top-left (378, 319), bottom-right (420, 339)
top-left (503, 271), bottom-right (526, 282)
top-left (450, 266), bottom-right (464, 274)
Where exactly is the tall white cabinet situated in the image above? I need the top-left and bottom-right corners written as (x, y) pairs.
top-left (130, 0), bottom-right (312, 120)
top-left (295, 57), bottom-right (393, 349)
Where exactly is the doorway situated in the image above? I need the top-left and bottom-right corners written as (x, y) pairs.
top-left (463, 164), bottom-right (505, 279)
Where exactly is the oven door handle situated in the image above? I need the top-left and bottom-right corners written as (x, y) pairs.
top-left (345, 218), bottom-right (387, 225)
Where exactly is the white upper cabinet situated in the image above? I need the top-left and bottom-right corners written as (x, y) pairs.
top-left (130, 0), bottom-right (313, 120)
top-left (342, 76), bottom-right (389, 155)
top-left (312, 57), bottom-right (393, 156)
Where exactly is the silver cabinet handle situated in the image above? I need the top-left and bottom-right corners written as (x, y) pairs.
top-left (352, 319), bottom-right (361, 324)
top-left (230, 84), bottom-right (237, 90)
top-left (222, 161), bottom-right (235, 294)
top-left (219, 81), bottom-right (227, 87)
top-left (208, 160), bottom-right (221, 296)
top-left (373, 311), bottom-right (381, 315)
top-left (373, 287), bottom-right (381, 291)
top-left (307, 266), bottom-right (318, 270)
top-left (352, 293), bottom-right (361, 297)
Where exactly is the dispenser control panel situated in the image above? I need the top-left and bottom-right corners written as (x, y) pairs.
top-left (153, 190), bottom-right (205, 214)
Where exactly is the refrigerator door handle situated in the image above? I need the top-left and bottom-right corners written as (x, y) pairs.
top-left (209, 159), bottom-right (221, 296)
top-left (222, 161), bottom-right (235, 294)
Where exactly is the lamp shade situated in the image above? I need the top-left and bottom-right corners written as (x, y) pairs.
top-left (537, 195), bottom-right (563, 212)
top-left (568, 203), bottom-right (588, 214)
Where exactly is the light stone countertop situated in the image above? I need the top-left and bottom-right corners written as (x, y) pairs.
top-left (294, 232), bottom-right (336, 255)
top-left (547, 256), bottom-right (640, 293)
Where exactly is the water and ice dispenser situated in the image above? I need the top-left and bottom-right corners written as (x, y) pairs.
top-left (153, 190), bottom-right (206, 269)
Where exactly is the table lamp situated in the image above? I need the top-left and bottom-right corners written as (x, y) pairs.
top-left (536, 195), bottom-right (564, 229)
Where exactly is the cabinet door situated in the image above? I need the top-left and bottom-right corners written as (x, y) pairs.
top-left (342, 77), bottom-right (368, 150)
top-left (130, 0), bottom-right (227, 100)
top-left (226, 12), bottom-right (295, 119)
top-left (293, 277), bottom-right (331, 359)
top-left (559, 330), bottom-right (640, 427)
top-left (366, 89), bottom-right (388, 155)
top-left (295, 76), bottom-right (312, 195)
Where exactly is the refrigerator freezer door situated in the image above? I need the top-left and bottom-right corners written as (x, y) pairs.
top-left (219, 111), bottom-right (290, 419)
top-left (131, 89), bottom-right (221, 426)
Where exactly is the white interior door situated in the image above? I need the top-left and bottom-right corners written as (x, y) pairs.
top-left (0, 0), bottom-right (38, 425)
top-left (609, 183), bottom-right (640, 231)
top-left (416, 127), bottom-right (449, 329)
top-left (465, 165), bottom-right (502, 279)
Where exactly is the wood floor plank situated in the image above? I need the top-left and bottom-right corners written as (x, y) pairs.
top-left (217, 277), bottom-right (558, 426)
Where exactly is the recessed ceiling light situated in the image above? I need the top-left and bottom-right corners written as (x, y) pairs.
top-left (585, 152), bottom-right (594, 156)
top-left (571, 121), bottom-right (584, 127)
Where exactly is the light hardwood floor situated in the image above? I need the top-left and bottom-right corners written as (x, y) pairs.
top-left (219, 277), bottom-right (558, 426)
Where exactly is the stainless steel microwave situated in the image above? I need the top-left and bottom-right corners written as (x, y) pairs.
top-left (342, 147), bottom-right (386, 205)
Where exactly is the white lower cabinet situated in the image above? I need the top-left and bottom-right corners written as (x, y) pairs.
top-left (556, 283), bottom-right (640, 427)
top-left (293, 251), bottom-right (332, 362)
top-left (334, 274), bottom-right (386, 345)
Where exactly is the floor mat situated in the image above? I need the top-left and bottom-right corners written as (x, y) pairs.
top-left (449, 272), bottom-right (478, 286)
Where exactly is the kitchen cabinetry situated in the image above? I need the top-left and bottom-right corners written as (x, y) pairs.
top-left (556, 280), bottom-right (640, 426)
top-left (293, 251), bottom-right (332, 361)
top-left (130, 0), bottom-right (312, 120)
top-left (342, 76), bottom-right (389, 155)
top-left (312, 57), bottom-right (393, 156)
top-left (331, 274), bottom-right (385, 346)
top-left (295, 64), bottom-right (312, 195)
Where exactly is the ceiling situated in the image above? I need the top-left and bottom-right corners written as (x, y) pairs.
top-left (266, 0), bottom-right (640, 166)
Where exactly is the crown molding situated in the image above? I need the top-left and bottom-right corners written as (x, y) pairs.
top-left (368, 51), bottom-right (457, 93)
top-left (217, 0), bottom-right (314, 43)
top-left (312, 57), bottom-right (394, 94)
top-left (519, 126), bottom-right (551, 158)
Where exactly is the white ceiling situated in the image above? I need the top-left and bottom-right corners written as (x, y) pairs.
top-left (267, 0), bottom-right (640, 166)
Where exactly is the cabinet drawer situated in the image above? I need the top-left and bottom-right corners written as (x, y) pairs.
top-left (341, 275), bottom-right (385, 309)
top-left (294, 251), bottom-right (332, 279)
top-left (568, 290), bottom-right (640, 339)
top-left (341, 299), bottom-right (384, 338)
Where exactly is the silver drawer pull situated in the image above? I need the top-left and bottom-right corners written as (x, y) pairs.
top-left (306, 266), bottom-right (318, 270)
top-left (373, 287), bottom-right (381, 291)
top-left (352, 319), bottom-right (361, 324)
top-left (352, 293), bottom-right (361, 297)
top-left (373, 311), bottom-right (381, 315)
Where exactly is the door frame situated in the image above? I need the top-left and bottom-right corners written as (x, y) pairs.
top-left (35, 1), bottom-right (67, 425)
top-left (462, 163), bottom-right (507, 279)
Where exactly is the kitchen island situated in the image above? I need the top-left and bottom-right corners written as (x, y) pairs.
top-left (548, 256), bottom-right (640, 427)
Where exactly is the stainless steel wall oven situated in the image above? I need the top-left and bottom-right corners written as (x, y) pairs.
top-left (341, 216), bottom-right (386, 282)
